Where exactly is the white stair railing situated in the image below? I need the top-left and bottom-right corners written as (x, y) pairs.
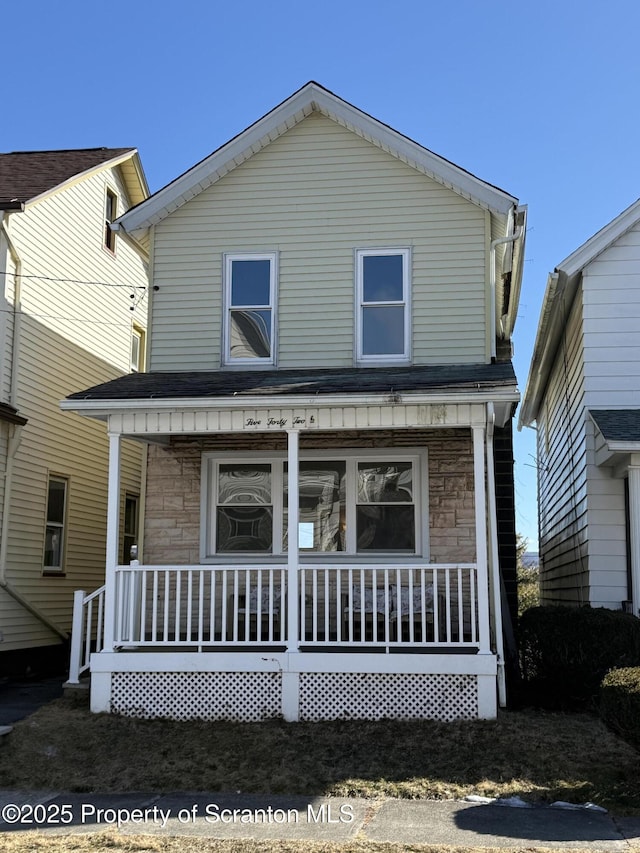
top-left (67, 585), bottom-right (106, 684)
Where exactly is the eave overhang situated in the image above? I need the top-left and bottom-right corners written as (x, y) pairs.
top-left (520, 197), bottom-right (640, 429)
top-left (60, 364), bottom-right (520, 434)
top-left (114, 82), bottom-right (518, 241)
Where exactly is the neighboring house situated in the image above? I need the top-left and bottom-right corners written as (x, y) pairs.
top-left (64, 82), bottom-right (526, 722)
top-left (0, 148), bottom-right (149, 674)
top-left (519, 198), bottom-right (640, 613)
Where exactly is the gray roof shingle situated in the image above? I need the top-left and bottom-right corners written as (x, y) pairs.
top-left (590, 409), bottom-right (640, 443)
top-left (67, 362), bottom-right (517, 402)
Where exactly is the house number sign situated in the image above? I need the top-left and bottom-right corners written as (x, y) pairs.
top-left (244, 416), bottom-right (308, 428)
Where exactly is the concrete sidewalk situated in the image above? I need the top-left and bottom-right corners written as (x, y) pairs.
top-left (1, 790), bottom-right (639, 848)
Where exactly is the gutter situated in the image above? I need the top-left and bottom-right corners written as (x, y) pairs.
top-left (0, 211), bottom-right (69, 643)
top-left (61, 388), bottom-right (521, 415)
top-left (490, 207), bottom-right (524, 360)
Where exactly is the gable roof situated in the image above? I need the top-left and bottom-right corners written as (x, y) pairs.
top-left (115, 81), bottom-right (519, 239)
top-left (0, 148), bottom-right (149, 209)
top-left (519, 197), bottom-right (640, 427)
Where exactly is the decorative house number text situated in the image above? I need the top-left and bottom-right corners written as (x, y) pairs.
top-left (244, 416), bottom-right (307, 428)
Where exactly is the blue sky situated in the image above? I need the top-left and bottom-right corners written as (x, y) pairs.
top-left (5, 0), bottom-right (640, 550)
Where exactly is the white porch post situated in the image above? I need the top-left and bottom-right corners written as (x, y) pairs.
top-left (102, 431), bottom-right (121, 650)
top-left (472, 424), bottom-right (492, 654)
top-left (283, 429), bottom-right (300, 722)
top-left (286, 428), bottom-right (300, 653)
top-left (628, 462), bottom-right (640, 617)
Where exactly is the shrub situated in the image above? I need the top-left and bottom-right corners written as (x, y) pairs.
top-left (519, 606), bottom-right (640, 709)
top-left (600, 668), bottom-right (640, 750)
top-left (517, 566), bottom-right (540, 617)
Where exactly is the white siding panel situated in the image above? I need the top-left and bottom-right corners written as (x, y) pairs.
top-left (537, 290), bottom-right (590, 606)
top-left (150, 113), bottom-right (488, 371)
top-left (582, 222), bottom-right (640, 407)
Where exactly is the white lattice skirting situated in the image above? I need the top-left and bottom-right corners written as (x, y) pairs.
top-left (299, 673), bottom-right (478, 721)
top-left (111, 672), bottom-right (282, 721)
top-left (109, 671), bottom-right (478, 722)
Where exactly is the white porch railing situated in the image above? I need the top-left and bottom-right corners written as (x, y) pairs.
top-left (300, 564), bottom-right (478, 647)
top-left (67, 586), bottom-right (106, 684)
top-left (69, 563), bottom-right (481, 672)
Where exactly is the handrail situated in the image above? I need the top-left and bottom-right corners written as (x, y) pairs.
top-left (67, 585), bottom-right (106, 684)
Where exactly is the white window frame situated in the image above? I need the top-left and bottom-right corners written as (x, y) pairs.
top-left (43, 474), bottom-right (68, 574)
top-left (104, 188), bottom-right (118, 254)
top-left (223, 252), bottom-right (277, 366)
top-left (355, 247), bottom-right (411, 364)
top-left (130, 323), bottom-right (145, 373)
top-left (200, 448), bottom-right (428, 563)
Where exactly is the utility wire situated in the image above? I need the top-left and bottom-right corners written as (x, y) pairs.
top-left (0, 270), bottom-right (146, 290)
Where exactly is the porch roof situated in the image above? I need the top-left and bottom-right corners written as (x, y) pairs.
top-left (590, 409), bottom-right (640, 443)
top-left (67, 362), bottom-right (517, 402)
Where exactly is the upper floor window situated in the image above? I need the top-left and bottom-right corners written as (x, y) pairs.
top-left (43, 475), bottom-right (68, 573)
top-left (104, 188), bottom-right (118, 253)
top-left (356, 248), bottom-right (410, 364)
top-left (130, 323), bottom-right (145, 372)
top-left (223, 253), bottom-right (277, 365)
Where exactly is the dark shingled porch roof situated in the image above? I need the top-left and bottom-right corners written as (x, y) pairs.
top-left (590, 409), bottom-right (640, 443)
top-left (67, 362), bottom-right (517, 402)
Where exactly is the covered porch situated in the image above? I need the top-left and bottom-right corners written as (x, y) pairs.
top-left (64, 367), bottom-right (517, 722)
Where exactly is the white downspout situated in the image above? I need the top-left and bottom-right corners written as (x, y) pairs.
top-left (486, 402), bottom-right (506, 707)
top-left (0, 211), bottom-right (69, 642)
top-left (490, 213), bottom-right (523, 360)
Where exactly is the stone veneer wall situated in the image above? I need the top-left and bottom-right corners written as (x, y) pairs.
top-left (143, 429), bottom-right (475, 565)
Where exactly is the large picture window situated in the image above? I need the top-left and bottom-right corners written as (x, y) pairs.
top-left (223, 253), bottom-right (277, 365)
top-left (202, 450), bottom-right (426, 560)
top-left (356, 248), bottom-right (410, 363)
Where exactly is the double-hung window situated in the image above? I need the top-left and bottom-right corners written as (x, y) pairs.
top-left (224, 253), bottom-right (277, 365)
top-left (202, 450), bottom-right (426, 559)
top-left (356, 248), bottom-right (410, 363)
top-left (43, 475), bottom-right (68, 572)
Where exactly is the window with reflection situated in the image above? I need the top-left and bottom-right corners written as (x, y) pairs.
top-left (284, 461), bottom-right (346, 552)
top-left (224, 254), bottom-right (276, 364)
top-left (216, 464), bottom-right (273, 552)
top-left (205, 452), bottom-right (424, 559)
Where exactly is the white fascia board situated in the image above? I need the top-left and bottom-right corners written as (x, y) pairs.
top-left (557, 197), bottom-right (640, 278)
top-left (518, 271), bottom-right (565, 428)
top-left (115, 83), bottom-right (517, 237)
top-left (61, 388), bottom-right (519, 417)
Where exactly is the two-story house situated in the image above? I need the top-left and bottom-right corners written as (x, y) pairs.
top-left (519, 198), bottom-right (640, 615)
top-left (0, 148), bottom-right (148, 675)
top-left (64, 83), bottom-right (526, 722)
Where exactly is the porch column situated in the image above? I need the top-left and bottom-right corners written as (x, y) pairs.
top-left (286, 429), bottom-right (300, 653)
top-left (472, 424), bottom-right (492, 654)
top-left (628, 462), bottom-right (640, 617)
top-left (102, 431), bottom-right (121, 650)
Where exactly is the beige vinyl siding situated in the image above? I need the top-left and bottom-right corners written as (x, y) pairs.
top-left (7, 169), bottom-right (146, 372)
top-left (537, 289), bottom-right (590, 606)
top-left (150, 113), bottom-right (488, 371)
top-left (0, 163), bottom-right (148, 652)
